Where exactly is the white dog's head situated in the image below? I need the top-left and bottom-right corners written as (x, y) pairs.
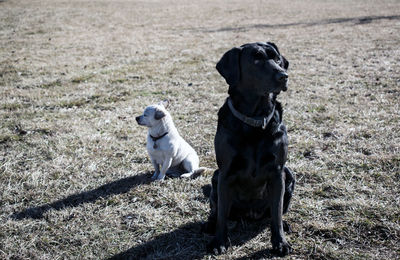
top-left (136, 100), bottom-right (170, 128)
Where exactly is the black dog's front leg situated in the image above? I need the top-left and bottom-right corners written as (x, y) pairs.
top-left (207, 174), bottom-right (232, 254)
top-left (202, 170), bottom-right (219, 234)
top-left (269, 169), bottom-right (292, 256)
top-left (283, 166), bottom-right (295, 215)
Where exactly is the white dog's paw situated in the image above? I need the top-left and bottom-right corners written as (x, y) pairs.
top-left (155, 173), bottom-right (166, 181)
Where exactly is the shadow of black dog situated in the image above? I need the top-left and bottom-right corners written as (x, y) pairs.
top-left (108, 219), bottom-right (274, 260)
top-left (108, 184), bottom-right (281, 259)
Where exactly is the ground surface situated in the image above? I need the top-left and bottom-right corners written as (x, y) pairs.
top-left (1, 0), bottom-right (399, 259)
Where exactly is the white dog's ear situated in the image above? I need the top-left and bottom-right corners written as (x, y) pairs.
top-left (154, 109), bottom-right (166, 120)
top-left (159, 100), bottom-right (170, 109)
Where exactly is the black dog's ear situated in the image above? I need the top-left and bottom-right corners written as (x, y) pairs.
top-left (268, 41), bottom-right (289, 70)
top-left (154, 109), bottom-right (166, 120)
top-left (267, 42), bottom-right (280, 54)
top-left (216, 47), bottom-right (242, 86)
top-left (282, 56), bottom-right (289, 70)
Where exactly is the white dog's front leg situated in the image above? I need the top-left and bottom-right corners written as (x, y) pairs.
top-left (151, 159), bottom-right (160, 180)
top-left (157, 158), bottom-right (172, 181)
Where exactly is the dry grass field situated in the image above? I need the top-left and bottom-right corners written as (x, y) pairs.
top-left (1, 0), bottom-right (399, 259)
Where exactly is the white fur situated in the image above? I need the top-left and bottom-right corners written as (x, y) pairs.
top-left (136, 101), bottom-right (204, 181)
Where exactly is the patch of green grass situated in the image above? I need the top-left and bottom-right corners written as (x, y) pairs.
top-left (39, 79), bottom-right (62, 89)
top-left (71, 74), bottom-right (94, 84)
top-left (1, 103), bottom-right (24, 111)
top-left (59, 98), bottom-right (91, 108)
top-left (0, 134), bottom-right (23, 144)
top-left (109, 78), bottom-right (128, 84)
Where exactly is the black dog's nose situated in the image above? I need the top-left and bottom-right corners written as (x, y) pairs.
top-left (276, 71), bottom-right (288, 82)
top-left (135, 116), bottom-right (140, 122)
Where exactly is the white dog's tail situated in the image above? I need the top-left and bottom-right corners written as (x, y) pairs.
top-left (181, 167), bottom-right (207, 179)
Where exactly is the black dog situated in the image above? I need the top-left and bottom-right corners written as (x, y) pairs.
top-left (203, 42), bottom-right (295, 256)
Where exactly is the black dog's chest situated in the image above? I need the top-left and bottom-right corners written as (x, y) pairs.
top-left (231, 136), bottom-right (277, 175)
top-left (222, 134), bottom-right (282, 203)
top-left (215, 102), bottom-right (287, 195)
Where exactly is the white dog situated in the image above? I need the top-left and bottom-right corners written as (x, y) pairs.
top-left (136, 100), bottom-right (205, 180)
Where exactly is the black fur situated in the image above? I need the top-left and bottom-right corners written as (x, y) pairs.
top-left (204, 42), bottom-right (295, 256)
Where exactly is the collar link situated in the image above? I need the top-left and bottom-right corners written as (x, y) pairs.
top-left (227, 98), bottom-right (275, 130)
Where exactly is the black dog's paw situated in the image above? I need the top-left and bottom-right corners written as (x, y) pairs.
top-left (207, 238), bottom-right (227, 255)
top-left (201, 220), bottom-right (216, 234)
top-left (271, 240), bottom-right (292, 257)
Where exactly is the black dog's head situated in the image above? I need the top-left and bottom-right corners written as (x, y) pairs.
top-left (216, 42), bottom-right (289, 96)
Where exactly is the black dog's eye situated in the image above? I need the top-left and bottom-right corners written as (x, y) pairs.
top-left (265, 49), bottom-right (281, 64)
top-left (254, 51), bottom-right (265, 60)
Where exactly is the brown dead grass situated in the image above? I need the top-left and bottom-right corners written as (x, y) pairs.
top-left (1, 0), bottom-right (399, 259)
